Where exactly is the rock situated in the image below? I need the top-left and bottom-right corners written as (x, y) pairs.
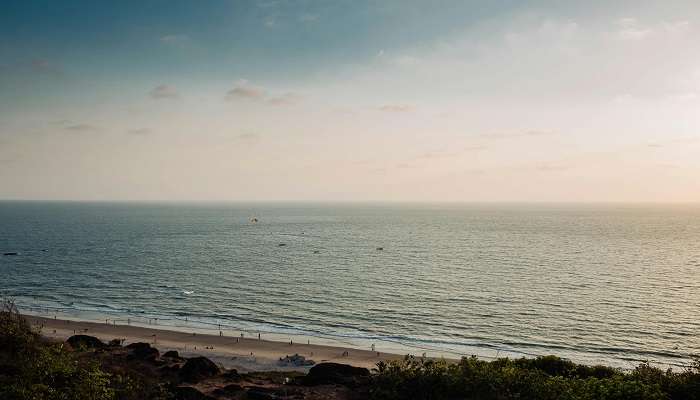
top-left (303, 362), bottom-right (370, 386)
top-left (278, 353), bottom-right (315, 367)
top-left (221, 369), bottom-right (241, 380)
top-left (67, 335), bottom-right (105, 349)
top-left (126, 342), bottom-right (151, 350)
top-left (172, 386), bottom-right (214, 400)
top-left (126, 342), bottom-right (159, 361)
top-left (163, 350), bottom-right (180, 358)
top-left (212, 384), bottom-right (243, 396)
top-left (3, 252), bottom-right (18, 256)
top-left (179, 356), bottom-right (220, 383)
top-left (161, 364), bottom-right (181, 373)
top-left (246, 387), bottom-right (280, 400)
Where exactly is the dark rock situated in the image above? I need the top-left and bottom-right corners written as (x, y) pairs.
top-left (126, 342), bottom-right (159, 361)
top-left (278, 353), bottom-right (315, 367)
top-left (172, 386), bottom-right (214, 400)
top-left (164, 350), bottom-right (180, 358)
top-left (246, 387), bottom-right (279, 400)
top-left (67, 335), bottom-right (105, 349)
top-left (161, 364), bottom-right (181, 373)
top-left (179, 356), bottom-right (220, 383)
top-left (221, 368), bottom-right (241, 380)
top-left (3, 252), bottom-right (18, 256)
top-left (212, 383), bottom-right (244, 396)
top-left (303, 362), bottom-right (370, 386)
top-left (126, 342), bottom-right (151, 350)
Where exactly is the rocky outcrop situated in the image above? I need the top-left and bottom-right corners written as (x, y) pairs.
top-left (246, 387), bottom-right (280, 400)
top-left (163, 350), bottom-right (180, 358)
top-left (126, 342), bottom-right (159, 361)
top-left (303, 362), bottom-right (370, 386)
top-left (278, 353), bottom-right (315, 367)
top-left (172, 386), bottom-right (214, 400)
top-left (67, 335), bottom-right (105, 349)
top-left (179, 356), bottom-right (220, 383)
top-left (212, 383), bottom-right (243, 396)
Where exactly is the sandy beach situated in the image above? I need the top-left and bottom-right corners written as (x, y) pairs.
top-left (25, 315), bottom-right (410, 372)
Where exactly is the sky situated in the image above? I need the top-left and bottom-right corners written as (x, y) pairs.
top-left (1, 0), bottom-right (699, 202)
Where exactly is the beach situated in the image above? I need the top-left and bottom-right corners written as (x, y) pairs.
top-left (25, 315), bottom-right (408, 372)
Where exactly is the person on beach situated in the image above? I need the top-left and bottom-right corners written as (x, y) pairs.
top-left (371, 344), bottom-right (375, 352)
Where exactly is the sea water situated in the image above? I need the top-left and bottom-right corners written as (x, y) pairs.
top-left (1, 201), bottom-right (698, 369)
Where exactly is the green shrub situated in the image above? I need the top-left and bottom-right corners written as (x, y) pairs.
top-left (371, 355), bottom-right (698, 400)
top-left (0, 298), bottom-right (116, 400)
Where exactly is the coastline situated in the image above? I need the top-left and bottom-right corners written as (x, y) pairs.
top-left (26, 315), bottom-right (414, 372)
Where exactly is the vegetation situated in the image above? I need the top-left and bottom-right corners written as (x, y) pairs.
top-left (372, 355), bottom-right (700, 400)
top-left (2, 297), bottom-right (699, 399)
top-left (0, 298), bottom-right (165, 400)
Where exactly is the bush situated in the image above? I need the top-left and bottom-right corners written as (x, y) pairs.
top-left (371, 354), bottom-right (698, 400)
top-left (0, 298), bottom-right (116, 400)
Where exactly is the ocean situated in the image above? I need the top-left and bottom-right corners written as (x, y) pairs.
top-left (1, 201), bottom-right (698, 369)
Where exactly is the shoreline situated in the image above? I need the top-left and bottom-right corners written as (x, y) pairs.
top-left (26, 315), bottom-right (415, 372)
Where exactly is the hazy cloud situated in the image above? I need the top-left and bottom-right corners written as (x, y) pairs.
top-left (149, 85), bottom-right (179, 99)
top-left (160, 34), bottom-right (190, 45)
top-left (233, 133), bottom-right (262, 144)
top-left (127, 128), bottom-right (152, 136)
top-left (535, 162), bottom-right (571, 172)
top-left (299, 13), bottom-right (318, 22)
top-left (225, 82), bottom-right (298, 105)
top-left (263, 16), bottom-right (276, 28)
top-left (378, 104), bottom-right (414, 113)
top-left (226, 85), bottom-right (266, 101)
top-left (480, 130), bottom-right (556, 140)
top-left (396, 162), bottom-right (418, 169)
top-left (268, 93), bottom-right (300, 106)
top-left (65, 124), bottom-right (99, 133)
top-left (15, 58), bottom-right (65, 77)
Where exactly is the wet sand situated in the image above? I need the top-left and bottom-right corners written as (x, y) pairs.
top-left (26, 315), bottom-right (410, 372)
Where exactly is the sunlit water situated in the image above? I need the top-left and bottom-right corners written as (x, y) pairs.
top-left (1, 201), bottom-right (699, 369)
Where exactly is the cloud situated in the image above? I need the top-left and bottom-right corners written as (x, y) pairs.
top-left (225, 81), bottom-right (298, 105)
top-left (149, 85), bottom-right (179, 99)
top-left (535, 162), bottom-right (571, 172)
top-left (160, 34), bottom-right (190, 45)
top-left (236, 133), bottom-right (262, 143)
top-left (263, 16), bottom-right (276, 28)
top-left (268, 93), bottom-right (300, 106)
top-left (396, 163), bottom-right (418, 169)
top-left (616, 18), bottom-right (652, 40)
top-left (65, 124), bottom-right (99, 133)
top-left (226, 85), bottom-right (266, 101)
top-left (480, 130), bottom-right (556, 140)
top-left (299, 13), bottom-right (318, 23)
top-left (127, 128), bottom-right (152, 136)
top-left (28, 58), bottom-right (63, 76)
top-left (378, 104), bottom-right (414, 113)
